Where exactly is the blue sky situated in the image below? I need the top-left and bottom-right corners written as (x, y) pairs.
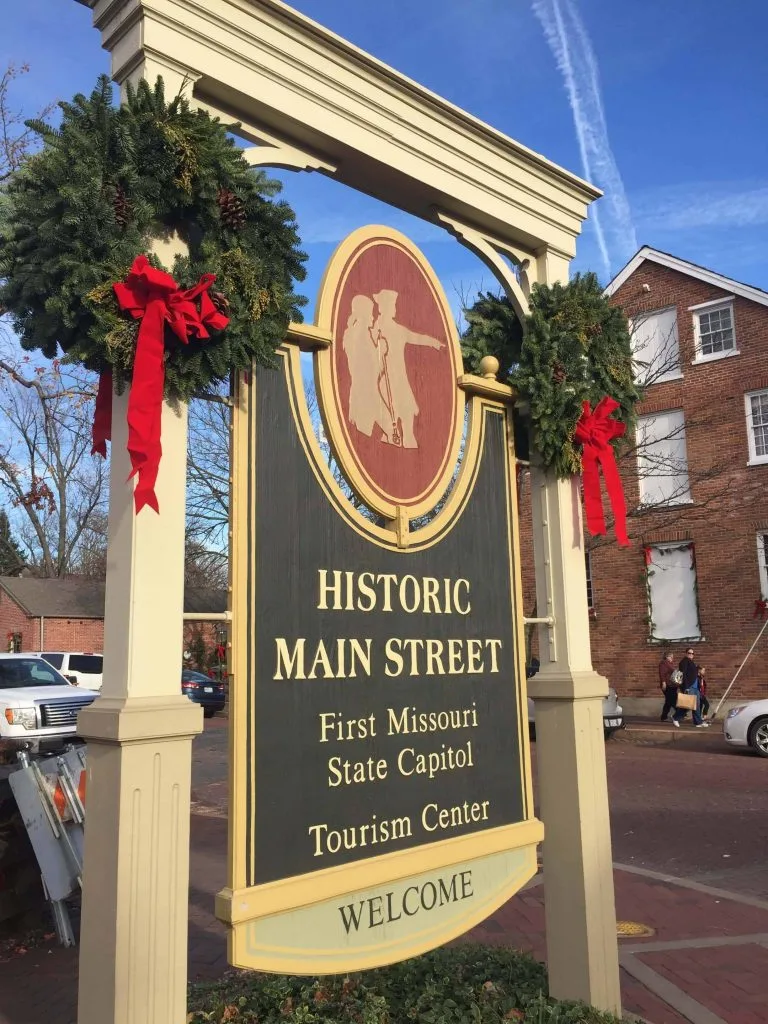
top-left (3, 0), bottom-right (768, 318)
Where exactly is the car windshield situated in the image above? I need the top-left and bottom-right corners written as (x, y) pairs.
top-left (68, 655), bottom-right (103, 674)
top-left (0, 658), bottom-right (69, 688)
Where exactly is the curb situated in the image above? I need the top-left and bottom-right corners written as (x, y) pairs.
top-left (613, 722), bottom-right (722, 747)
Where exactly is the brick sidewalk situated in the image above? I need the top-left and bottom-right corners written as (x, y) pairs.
top-left (1, 808), bottom-right (766, 1023)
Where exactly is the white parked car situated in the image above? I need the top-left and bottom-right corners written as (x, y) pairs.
top-left (36, 652), bottom-right (103, 690)
top-left (723, 700), bottom-right (768, 757)
top-left (0, 654), bottom-right (98, 753)
top-left (527, 687), bottom-right (624, 740)
top-left (525, 657), bottom-right (623, 739)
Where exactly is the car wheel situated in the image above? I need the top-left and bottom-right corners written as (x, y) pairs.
top-left (203, 707), bottom-right (216, 719)
top-left (604, 729), bottom-right (616, 741)
top-left (748, 717), bottom-right (768, 757)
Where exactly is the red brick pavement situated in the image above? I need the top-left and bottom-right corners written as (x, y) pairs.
top-left (638, 944), bottom-right (768, 1024)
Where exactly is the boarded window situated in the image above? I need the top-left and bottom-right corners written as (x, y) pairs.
top-left (758, 532), bottom-right (768, 599)
top-left (631, 307), bottom-right (680, 385)
top-left (636, 410), bottom-right (692, 506)
top-left (647, 544), bottom-right (701, 641)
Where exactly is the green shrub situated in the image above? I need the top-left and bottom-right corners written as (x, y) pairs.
top-left (188, 945), bottom-right (626, 1023)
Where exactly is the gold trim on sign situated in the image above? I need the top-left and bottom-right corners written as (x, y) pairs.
top-left (227, 370), bottom-right (250, 897)
top-left (216, 818), bottom-right (543, 924)
top-left (313, 225), bottom-right (466, 523)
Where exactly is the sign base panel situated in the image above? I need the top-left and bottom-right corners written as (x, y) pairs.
top-left (228, 844), bottom-right (538, 974)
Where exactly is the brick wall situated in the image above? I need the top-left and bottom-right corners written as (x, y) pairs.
top-left (0, 591), bottom-right (38, 651)
top-left (0, 588), bottom-right (226, 668)
top-left (519, 259), bottom-right (768, 707)
top-left (39, 619), bottom-right (104, 652)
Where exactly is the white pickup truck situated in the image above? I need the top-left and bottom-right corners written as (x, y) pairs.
top-left (0, 654), bottom-right (98, 754)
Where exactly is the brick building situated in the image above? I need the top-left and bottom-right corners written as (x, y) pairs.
top-left (519, 248), bottom-right (768, 712)
top-left (0, 576), bottom-right (227, 663)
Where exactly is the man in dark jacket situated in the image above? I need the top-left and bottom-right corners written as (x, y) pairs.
top-left (679, 648), bottom-right (698, 690)
top-left (659, 652), bottom-right (677, 721)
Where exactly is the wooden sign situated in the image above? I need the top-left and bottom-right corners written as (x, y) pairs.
top-left (217, 226), bottom-right (542, 974)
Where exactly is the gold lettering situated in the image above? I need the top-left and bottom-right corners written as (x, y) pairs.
top-left (486, 639), bottom-right (502, 673)
top-left (384, 638), bottom-right (404, 677)
top-left (274, 638), bottom-right (306, 680)
top-left (308, 640), bottom-right (334, 679)
top-left (376, 573), bottom-right (397, 611)
top-left (425, 638), bottom-right (445, 676)
top-left (402, 638), bottom-right (425, 675)
top-left (422, 577), bottom-right (441, 613)
top-left (466, 639), bottom-right (483, 674)
top-left (357, 572), bottom-right (376, 612)
top-left (448, 638), bottom-right (464, 674)
top-left (399, 574), bottom-right (420, 613)
top-left (344, 571), bottom-right (355, 611)
top-left (348, 638), bottom-right (372, 677)
top-left (317, 569), bottom-right (342, 610)
top-left (454, 579), bottom-right (471, 615)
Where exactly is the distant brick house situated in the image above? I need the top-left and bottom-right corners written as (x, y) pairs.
top-left (520, 247), bottom-right (768, 711)
top-left (0, 576), bottom-right (227, 664)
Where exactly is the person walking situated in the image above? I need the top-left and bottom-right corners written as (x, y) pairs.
top-left (676, 648), bottom-right (709, 728)
top-left (679, 647), bottom-right (698, 691)
top-left (666, 669), bottom-right (687, 727)
top-left (659, 652), bottom-right (677, 721)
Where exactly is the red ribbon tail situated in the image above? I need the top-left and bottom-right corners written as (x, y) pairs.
top-left (599, 448), bottom-right (630, 547)
top-left (92, 371), bottom-right (113, 458)
top-left (126, 301), bottom-right (166, 514)
top-left (580, 451), bottom-right (607, 538)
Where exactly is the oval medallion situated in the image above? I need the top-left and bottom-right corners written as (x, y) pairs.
top-left (316, 226), bottom-right (463, 518)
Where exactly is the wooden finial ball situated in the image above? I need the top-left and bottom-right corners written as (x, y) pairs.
top-left (479, 355), bottom-right (500, 380)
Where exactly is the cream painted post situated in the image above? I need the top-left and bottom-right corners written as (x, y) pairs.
top-left (526, 250), bottom-right (621, 1014)
top-left (75, 64), bottom-right (204, 1022)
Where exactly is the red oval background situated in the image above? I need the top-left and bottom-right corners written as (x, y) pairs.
top-left (331, 239), bottom-right (458, 507)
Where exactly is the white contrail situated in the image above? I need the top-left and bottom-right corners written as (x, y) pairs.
top-left (532, 0), bottom-right (637, 278)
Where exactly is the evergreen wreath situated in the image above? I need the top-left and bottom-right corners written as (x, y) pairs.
top-left (462, 273), bottom-right (640, 477)
top-left (0, 75), bottom-right (307, 400)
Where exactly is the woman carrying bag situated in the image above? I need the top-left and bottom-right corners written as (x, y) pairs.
top-left (676, 668), bottom-right (709, 728)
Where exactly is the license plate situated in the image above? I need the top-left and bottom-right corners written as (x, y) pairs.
top-left (204, 687), bottom-right (213, 693)
top-left (606, 718), bottom-right (621, 727)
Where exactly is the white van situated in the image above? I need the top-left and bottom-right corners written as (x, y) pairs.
top-left (36, 652), bottom-right (103, 691)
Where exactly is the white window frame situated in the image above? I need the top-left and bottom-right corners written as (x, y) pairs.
top-left (745, 389), bottom-right (768, 466)
top-left (646, 542), bottom-right (702, 643)
top-left (758, 532), bottom-right (768, 599)
top-left (629, 305), bottom-right (682, 385)
top-left (636, 409), bottom-right (693, 507)
top-left (690, 296), bottom-right (739, 364)
top-left (585, 550), bottom-right (594, 613)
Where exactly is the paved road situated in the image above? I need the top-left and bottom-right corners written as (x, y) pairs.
top-left (192, 718), bottom-right (768, 900)
top-left (604, 732), bottom-right (768, 899)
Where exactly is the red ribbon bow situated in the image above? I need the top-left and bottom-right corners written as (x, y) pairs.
top-left (755, 599), bottom-right (768, 620)
top-left (574, 396), bottom-right (630, 547)
top-left (92, 256), bottom-right (229, 513)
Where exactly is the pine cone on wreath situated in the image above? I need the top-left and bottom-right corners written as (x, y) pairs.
top-left (211, 291), bottom-right (230, 316)
top-left (113, 185), bottom-right (132, 229)
top-left (553, 360), bottom-right (567, 385)
top-left (217, 188), bottom-right (246, 230)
